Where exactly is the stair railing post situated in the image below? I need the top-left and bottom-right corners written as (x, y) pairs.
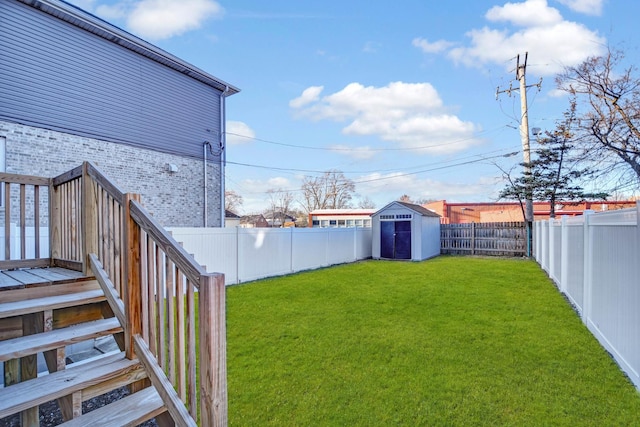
top-left (49, 177), bottom-right (61, 265)
top-left (199, 272), bottom-right (227, 427)
top-left (81, 162), bottom-right (99, 276)
top-left (123, 193), bottom-right (142, 360)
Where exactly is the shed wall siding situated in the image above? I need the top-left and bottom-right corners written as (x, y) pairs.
top-left (0, 0), bottom-right (222, 160)
top-left (0, 121), bottom-right (222, 227)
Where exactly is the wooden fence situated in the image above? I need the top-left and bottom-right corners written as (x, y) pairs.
top-left (441, 222), bottom-right (526, 256)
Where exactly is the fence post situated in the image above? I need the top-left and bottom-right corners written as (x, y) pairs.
top-left (123, 193), bottom-right (142, 360)
top-left (470, 222), bottom-right (475, 255)
top-left (81, 162), bottom-right (99, 276)
top-left (199, 273), bottom-right (227, 427)
top-left (582, 210), bottom-right (593, 325)
top-left (549, 218), bottom-right (556, 282)
top-left (560, 215), bottom-right (568, 293)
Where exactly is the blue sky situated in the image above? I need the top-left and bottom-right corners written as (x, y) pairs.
top-left (68, 0), bottom-right (638, 213)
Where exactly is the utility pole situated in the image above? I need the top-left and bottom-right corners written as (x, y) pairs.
top-left (496, 52), bottom-right (542, 256)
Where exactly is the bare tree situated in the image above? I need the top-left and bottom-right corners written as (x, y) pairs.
top-left (300, 170), bottom-right (355, 213)
top-left (266, 188), bottom-right (295, 227)
top-left (556, 47), bottom-right (640, 186)
top-left (225, 190), bottom-right (243, 213)
top-left (357, 196), bottom-right (376, 209)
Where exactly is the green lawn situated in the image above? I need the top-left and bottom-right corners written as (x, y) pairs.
top-left (226, 256), bottom-right (640, 426)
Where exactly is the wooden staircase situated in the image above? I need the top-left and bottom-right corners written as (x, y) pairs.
top-left (0, 163), bottom-right (227, 426)
top-left (0, 270), bottom-right (167, 426)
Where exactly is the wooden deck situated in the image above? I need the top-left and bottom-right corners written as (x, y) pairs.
top-left (0, 268), bottom-right (89, 292)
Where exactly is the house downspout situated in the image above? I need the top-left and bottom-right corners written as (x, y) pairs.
top-left (220, 85), bottom-right (230, 227)
top-left (203, 141), bottom-right (209, 227)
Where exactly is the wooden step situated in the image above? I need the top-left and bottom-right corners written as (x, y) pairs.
top-left (59, 386), bottom-right (166, 427)
top-left (0, 351), bottom-right (147, 419)
top-left (0, 317), bottom-right (122, 362)
top-left (0, 279), bottom-right (100, 305)
top-left (0, 288), bottom-right (105, 319)
top-left (0, 267), bottom-right (90, 291)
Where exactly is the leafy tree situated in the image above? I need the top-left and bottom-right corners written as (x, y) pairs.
top-left (300, 170), bottom-right (355, 213)
top-left (500, 104), bottom-right (608, 218)
top-left (556, 46), bottom-right (640, 186)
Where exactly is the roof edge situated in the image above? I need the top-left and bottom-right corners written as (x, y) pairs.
top-left (20, 0), bottom-right (240, 95)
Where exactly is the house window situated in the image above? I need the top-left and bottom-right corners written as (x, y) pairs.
top-left (364, 219), bottom-right (371, 227)
top-left (396, 214), bottom-right (412, 219)
top-left (329, 220), bottom-right (337, 227)
top-left (312, 220), bottom-right (320, 226)
top-left (338, 219), bottom-right (346, 227)
top-left (320, 220), bottom-right (329, 227)
top-left (380, 214), bottom-right (394, 220)
top-left (355, 219), bottom-right (363, 227)
top-left (346, 219), bottom-right (354, 227)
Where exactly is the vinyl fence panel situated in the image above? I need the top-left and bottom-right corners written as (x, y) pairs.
top-left (534, 202), bottom-right (640, 389)
top-left (168, 227), bottom-right (373, 286)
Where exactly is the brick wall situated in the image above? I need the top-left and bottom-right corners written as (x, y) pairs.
top-left (0, 121), bottom-right (222, 227)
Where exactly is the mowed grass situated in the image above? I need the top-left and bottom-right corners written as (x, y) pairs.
top-left (226, 256), bottom-right (640, 426)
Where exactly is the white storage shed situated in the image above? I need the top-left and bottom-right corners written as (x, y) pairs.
top-left (372, 201), bottom-right (441, 261)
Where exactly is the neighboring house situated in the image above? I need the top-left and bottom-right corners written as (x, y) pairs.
top-left (264, 212), bottom-right (297, 228)
top-left (225, 210), bottom-right (241, 228)
top-left (0, 0), bottom-right (239, 227)
top-left (308, 209), bottom-right (375, 228)
top-left (240, 214), bottom-right (269, 228)
top-left (372, 201), bottom-right (441, 261)
top-left (425, 200), bottom-right (638, 224)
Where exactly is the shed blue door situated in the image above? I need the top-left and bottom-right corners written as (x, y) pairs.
top-left (380, 221), bottom-right (412, 259)
top-left (394, 221), bottom-right (412, 259)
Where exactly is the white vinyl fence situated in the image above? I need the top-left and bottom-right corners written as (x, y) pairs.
top-left (534, 202), bottom-right (640, 388)
top-left (0, 225), bottom-right (49, 260)
top-left (167, 227), bottom-right (373, 285)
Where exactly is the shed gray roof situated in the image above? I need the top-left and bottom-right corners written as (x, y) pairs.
top-left (375, 201), bottom-right (441, 218)
top-left (20, 0), bottom-right (240, 95)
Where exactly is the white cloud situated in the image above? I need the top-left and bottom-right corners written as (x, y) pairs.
top-left (363, 41), bottom-right (382, 53)
top-left (412, 37), bottom-right (455, 54)
top-left (95, 3), bottom-right (127, 20)
top-left (556, 0), bottom-right (604, 16)
top-left (415, 0), bottom-right (606, 76)
top-left (66, 0), bottom-right (96, 11)
top-left (357, 172), bottom-right (499, 205)
top-left (236, 177), bottom-right (294, 214)
top-left (330, 145), bottom-right (377, 160)
top-left (289, 86), bottom-right (324, 108)
top-left (127, 0), bottom-right (223, 40)
top-left (486, 0), bottom-right (562, 27)
top-left (291, 81), bottom-right (481, 154)
top-left (226, 121), bottom-right (255, 145)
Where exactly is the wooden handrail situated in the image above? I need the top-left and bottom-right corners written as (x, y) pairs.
top-left (0, 172), bottom-right (50, 187)
top-left (85, 162), bottom-right (125, 203)
top-left (51, 165), bottom-right (83, 187)
top-left (129, 200), bottom-right (207, 287)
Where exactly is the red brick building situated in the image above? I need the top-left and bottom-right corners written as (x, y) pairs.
top-left (424, 200), bottom-right (637, 224)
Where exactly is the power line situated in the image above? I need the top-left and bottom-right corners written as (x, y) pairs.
top-left (227, 145), bottom-right (522, 176)
top-left (225, 125), bottom-right (510, 152)
top-left (226, 150), bottom-right (520, 195)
